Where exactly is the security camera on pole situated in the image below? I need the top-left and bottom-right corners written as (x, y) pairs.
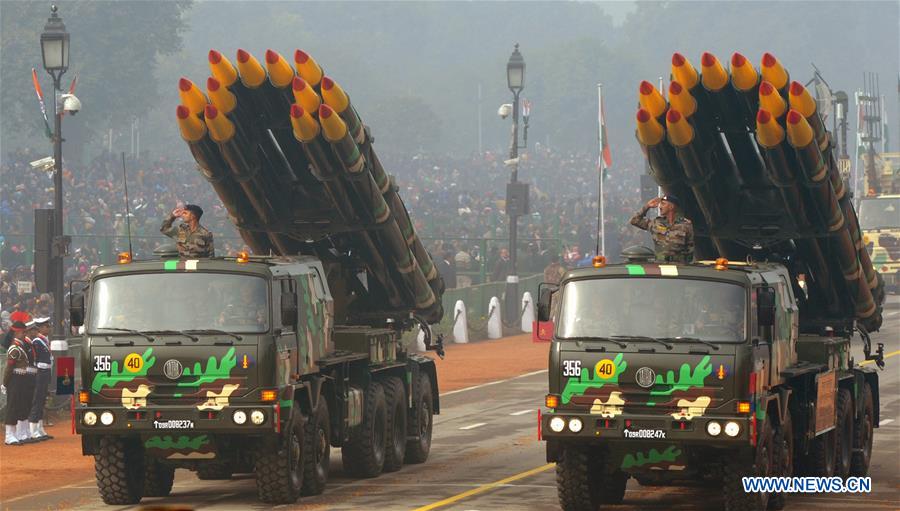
top-left (501, 44), bottom-right (530, 329)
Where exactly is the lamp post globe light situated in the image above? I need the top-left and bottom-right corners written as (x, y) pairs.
top-left (503, 44), bottom-right (527, 327)
top-left (41, 5), bottom-right (70, 340)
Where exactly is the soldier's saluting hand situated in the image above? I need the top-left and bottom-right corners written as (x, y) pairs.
top-left (160, 204), bottom-right (215, 258)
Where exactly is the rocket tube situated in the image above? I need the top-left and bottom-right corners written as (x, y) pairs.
top-left (668, 81), bottom-right (696, 118)
top-left (176, 105), bottom-right (270, 254)
top-left (786, 110), bottom-right (877, 323)
top-left (208, 50), bottom-right (238, 88)
top-left (789, 81), bottom-right (829, 152)
top-left (321, 77), bottom-right (366, 145)
top-left (639, 80), bottom-right (667, 119)
top-left (760, 53), bottom-right (789, 93)
top-left (755, 109), bottom-right (810, 227)
top-left (292, 77), bottom-right (321, 114)
top-left (671, 53), bottom-right (699, 91)
top-left (759, 81), bottom-right (786, 119)
top-left (665, 109), bottom-right (726, 224)
top-left (264, 49), bottom-right (295, 88)
top-left (319, 105), bottom-right (436, 310)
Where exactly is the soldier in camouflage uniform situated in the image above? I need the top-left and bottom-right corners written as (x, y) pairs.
top-left (630, 194), bottom-right (694, 263)
top-left (160, 204), bottom-right (215, 258)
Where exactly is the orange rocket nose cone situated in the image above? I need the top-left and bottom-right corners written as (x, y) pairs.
top-left (730, 52), bottom-right (758, 92)
top-left (759, 80), bottom-right (786, 118)
top-left (318, 104), bottom-right (348, 141)
top-left (236, 49), bottom-right (266, 88)
top-left (700, 52), bottom-right (728, 92)
top-left (178, 77), bottom-right (208, 116)
top-left (236, 49), bottom-right (250, 63)
top-left (760, 52), bottom-right (789, 91)
top-left (290, 103), bottom-right (320, 142)
top-left (785, 109), bottom-right (814, 148)
top-left (788, 81), bottom-right (818, 118)
top-left (665, 108), bottom-right (694, 147)
top-left (755, 108), bottom-right (784, 148)
top-left (635, 107), bottom-right (664, 146)
top-left (292, 76), bottom-right (321, 114)
top-left (668, 80), bottom-right (697, 118)
top-left (264, 49), bottom-right (294, 88)
top-left (638, 80), bottom-right (667, 119)
top-left (208, 49), bottom-right (238, 87)
top-left (671, 52), bottom-right (699, 90)
top-left (321, 76), bottom-right (350, 113)
top-left (176, 104), bottom-right (206, 142)
top-left (204, 104), bottom-right (236, 143)
top-left (294, 49), bottom-right (323, 87)
top-left (207, 77), bottom-right (236, 114)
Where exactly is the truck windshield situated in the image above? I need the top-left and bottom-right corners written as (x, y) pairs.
top-left (858, 197), bottom-right (900, 230)
top-left (88, 273), bottom-right (269, 334)
top-left (557, 278), bottom-right (747, 343)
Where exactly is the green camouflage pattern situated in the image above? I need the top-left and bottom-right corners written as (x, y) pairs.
top-left (561, 353), bottom-right (627, 404)
top-left (620, 445), bottom-right (684, 471)
top-left (298, 273), bottom-right (330, 375)
top-left (145, 434), bottom-right (215, 459)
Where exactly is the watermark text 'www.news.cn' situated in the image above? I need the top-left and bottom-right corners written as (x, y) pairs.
top-left (743, 477), bottom-right (872, 493)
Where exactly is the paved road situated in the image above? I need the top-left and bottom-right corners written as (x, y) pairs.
top-left (7, 298), bottom-right (899, 511)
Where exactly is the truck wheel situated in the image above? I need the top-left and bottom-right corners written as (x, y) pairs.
top-left (850, 383), bottom-right (874, 476)
top-left (144, 458), bottom-right (175, 497)
top-left (255, 410), bottom-right (305, 504)
top-left (404, 374), bottom-right (433, 464)
top-left (302, 399), bottom-right (331, 496)
top-left (95, 436), bottom-right (145, 505)
top-left (723, 418), bottom-right (772, 511)
top-left (342, 381), bottom-right (387, 478)
top-left (769, 408), bottom-right (794, 510)
top-left (556, 446), bottom-right (626, 510)
top-left (197, 462), bottom-right (232, 480)
top-left (383, 377), bottom-right (407, 473)
top-left (834, 388), bottom-right (854, 479)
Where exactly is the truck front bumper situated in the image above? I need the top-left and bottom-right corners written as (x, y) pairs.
top-left (75, 404), bottom-right (280, 435)
top-left (541, 410), bottom-right (753, 445)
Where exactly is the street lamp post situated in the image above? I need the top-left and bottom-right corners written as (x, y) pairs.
top-left (505, 44), bottom-right (526, 326)
top-left (40, 5), bottom-right (70, 340)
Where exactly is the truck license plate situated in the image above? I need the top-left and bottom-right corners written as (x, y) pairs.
top-left (624, 428), bottom-right (666, 439)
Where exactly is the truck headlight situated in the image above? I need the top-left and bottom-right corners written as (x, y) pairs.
top-left (549, 417), bottom-right (566, 432)
top-left (83, 411), bottom-right (97, 426)
top-left (100, 411), bottom-right (115, 426)
top-left (568, 417), bottom-right (583, 433)
top-left (250, 410), bottom-right (266, 425)
top-left (706, 421), bottom-right (721, 436)
top-left (233, 410), bottom-right (247, 425)
top-left (724, 421), bottom-right (741, 437)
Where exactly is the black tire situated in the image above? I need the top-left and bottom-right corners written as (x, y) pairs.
top-left (144, 458), bottom-right (175, 497)
top-left (834, 388), bottom-right (854, 479)
top-left (94, 436), bottom-right (145, 505)
top-left (404, 374), bottom-right (433, 464)
top-left (850, 383), bottom-right (874, 476)
top-left (769, 407), bottom-right (794, 510)
top-left (723, 418), bottom-right (773, 511)
top-left (383, 377), bottom-right (407, 473)
top-left (806, 428), bottom-right (836, 477)
top-left (556, 446), bottom-right (627, 511)
top-left (342, 382), bottom-right (387, 478)
top-left (255, 409), bottom-right (305, 504)
top-left (196, 462), bottom-right (232, 480)
top-left (302, 398), bottom-right (331, 496)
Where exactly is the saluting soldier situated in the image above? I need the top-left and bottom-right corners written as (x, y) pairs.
top-left (160, 204), bottom-right (215, 258)
top-left (2, 312), bottom-right (36, 445)
top-left (629, 194), bottom-right (694, 263)
top-left (27, 317), bottom-right (53, 441)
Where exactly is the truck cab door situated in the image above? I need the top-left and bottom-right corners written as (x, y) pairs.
top-left (275, 277), bottom-right (300, 383)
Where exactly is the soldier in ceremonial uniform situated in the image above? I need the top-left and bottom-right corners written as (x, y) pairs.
top-left (27, 317), bottom-right (53, 441)
top-left (160, 204), bottom-right (215, 258)
top-left (2, 312), bottom-right (36, 445)
top-left (629, 194), bottom-right (694, 263)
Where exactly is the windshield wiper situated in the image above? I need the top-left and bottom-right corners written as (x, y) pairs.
top-left (143, 330), bottom-right (199, 342)
top-left (576, 336), bottom-right (629, 348)
top-left (183, 329), bottom-right (243, 341)
top-left (609, 335), bottom-right (673, 350)
top-left (94, 327), bottom-right (155, 342)
top-left (661, 337), bottom-right (720, 350)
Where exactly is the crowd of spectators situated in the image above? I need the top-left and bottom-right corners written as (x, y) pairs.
top-left (1, 143), bottom-right (652, 328)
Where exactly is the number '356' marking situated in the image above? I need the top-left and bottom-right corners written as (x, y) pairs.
top-left (93, 355), bottom-right (111, 372)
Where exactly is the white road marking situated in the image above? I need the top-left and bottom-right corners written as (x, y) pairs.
top-left (885, 310), bottom-right (899, 316)
top-left (510, 409), bottom-right (534, 416)
top-left (441, 369), bottom-right (548, 397)
top-left (879, 419), bottom-right (894, 426)
top-left (459, 422), bottom-right (487, 430)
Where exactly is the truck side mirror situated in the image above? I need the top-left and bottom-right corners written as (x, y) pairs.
top-left (757, 287), bottom-right (776, 328)
top-left (281, 291), bottom-right (298, 326)
top-left (537, 283), bottom-right (558, 323)
top-left (69, 292), bottom-right (84, 327)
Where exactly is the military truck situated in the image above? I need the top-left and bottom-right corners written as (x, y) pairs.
top-left (539, 52), bottom-right (886, 511)
top-left (859, 194), bottom-right (900, 293)
top-left (71, 49), bottom-right (446, 505)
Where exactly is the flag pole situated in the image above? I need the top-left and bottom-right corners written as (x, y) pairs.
top-left (597, 83), bottom-right (606, 258)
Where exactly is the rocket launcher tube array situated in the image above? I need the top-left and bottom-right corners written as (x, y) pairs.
top-left (636, 51), bottom-right (884, 331)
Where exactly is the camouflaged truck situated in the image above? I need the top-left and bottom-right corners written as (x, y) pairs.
top-left (538, 250), bottom-right (883, 511)
top-left (859, 194), bottom-right (900, 293)
top-left (69, 252), bottom-right (441, 505)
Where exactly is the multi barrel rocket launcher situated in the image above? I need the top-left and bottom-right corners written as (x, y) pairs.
top-left (176, 49), bottom-right (444, 324)
top-left (635, 51), bottom-right (885, 333)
